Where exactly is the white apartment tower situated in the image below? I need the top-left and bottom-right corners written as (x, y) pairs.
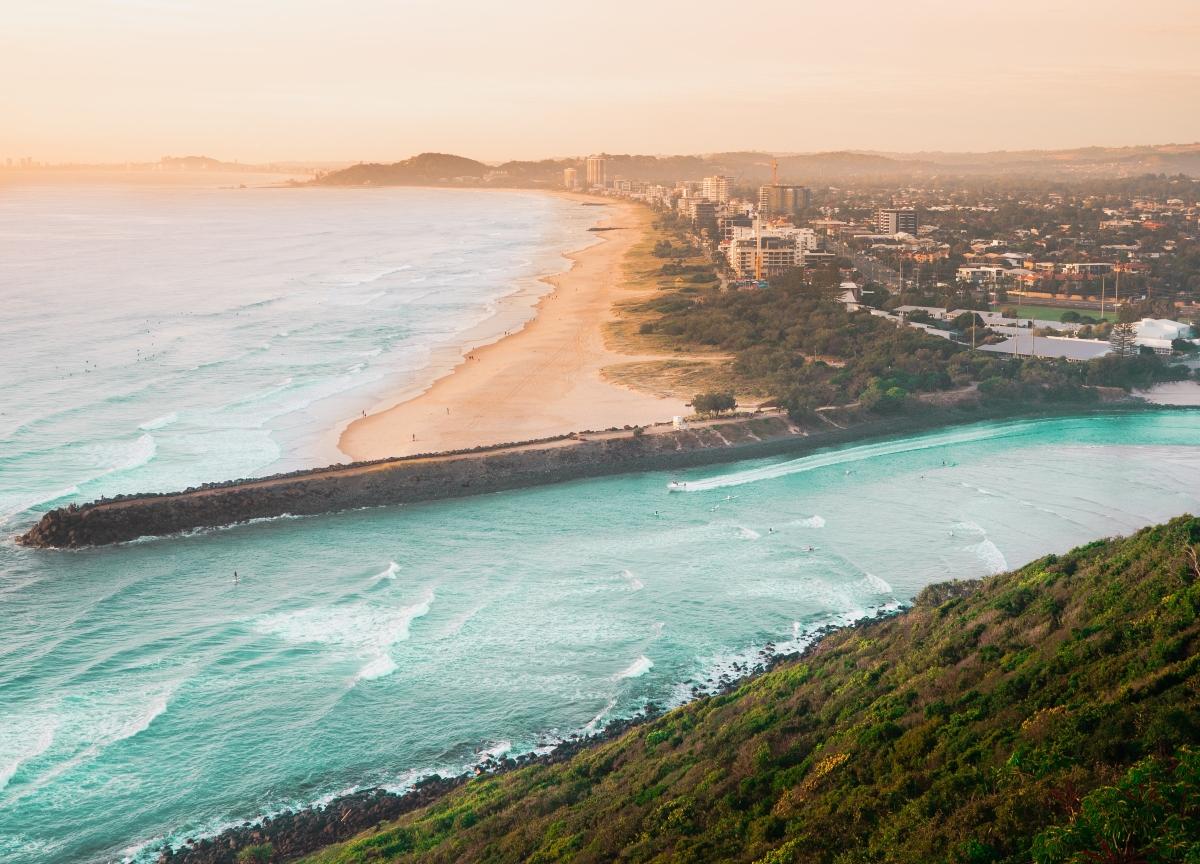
top-left (701, 175), bottom-right (731, 204)
top-left (585, 155), bottom-right (607, 188)
top-left (875, 208), bottom-right (918, 235)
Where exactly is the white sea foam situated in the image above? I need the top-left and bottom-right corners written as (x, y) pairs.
top-left (737, 526), bottom-right (761, 540)
top-left (111, 433), bottom-right (157, 474)
top-left (339, 290), bottom-right (387, 307)
top-left (681, 423), bottom-right (1027, 492)
top-left (617, 655), bottom-right (654, 679)
top-left (793, 515), bottom-right (826, 528)
top-left (256, 587), bottom-right (435, 682)
top-left (858, 572), bottom-right (893, 594)
top-left (619, 569), bottom-right (644, 591)
top-left (372, 561), bottom-right (401, 582)
top-left (0, 717), bottom-right (58, 793)
top-left (668, 601), bottom-right (905, 708)
top-left (479, 741), bottom-right (512, 760)
top-left (1, 682), bottom-right (176, 807)
top-left (971, 539), bottom-right (1009, 574)
top-left (584, 697), bottom-right (618, 733)
top-left (959, 482), bottom-right (997, 496)
top-left (0, 485), bottom-right (80, 523)
top-left (137, 412), bottom-right (178, 431)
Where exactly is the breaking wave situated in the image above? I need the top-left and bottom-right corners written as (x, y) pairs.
top-left (678, 423), bottom-right (1032, 492)
top-left (618, 656), bottom-right (654, 679)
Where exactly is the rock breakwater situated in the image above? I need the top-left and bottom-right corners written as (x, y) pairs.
top-left (20, 414), bottom-right (814, 548)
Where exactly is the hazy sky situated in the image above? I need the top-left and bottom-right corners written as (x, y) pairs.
top-left (3, 0), bottom-right (1198, 163)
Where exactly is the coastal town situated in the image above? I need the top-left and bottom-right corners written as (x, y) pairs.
top-left (571, 153), bottom-right (1200, 369)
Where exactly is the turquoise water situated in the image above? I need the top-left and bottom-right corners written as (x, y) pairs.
top-left (0, 412), bottom-right (1198, 862)
top-left (2, 181), bottom-right (1200, 862)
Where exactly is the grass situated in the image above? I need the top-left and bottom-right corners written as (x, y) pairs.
top-left (1003, 303), bottom-right (1119, 323)
top-left (300, 516), bottom-right (1200, 864)
top-left (600, 357), bottom-right (759, 403)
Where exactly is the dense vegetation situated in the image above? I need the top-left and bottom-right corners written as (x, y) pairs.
top-left (636, 280), bottom-right (1192, 418)
top-left (304, 517), bottom-right (1200, 864)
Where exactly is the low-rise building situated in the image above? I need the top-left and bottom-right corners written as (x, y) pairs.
top-left (1061, 262), bottom-right (1114, 277)
top-left (1135, 319), bottom-right (1195, 354)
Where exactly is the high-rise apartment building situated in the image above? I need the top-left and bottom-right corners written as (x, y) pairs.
top-left (758, 185), bottom-right (810, 216)
top-left (701, 175), bottom-right (731, 204)
top-left (585, 155), bottom-right (607, 188)
top-left (875, 208), bottom-right (918, 235)
top-left (562, 167), bottom-right (578, 190)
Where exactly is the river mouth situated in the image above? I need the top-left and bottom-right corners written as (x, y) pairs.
top-left (1, 409), bottom-right (1198, 862)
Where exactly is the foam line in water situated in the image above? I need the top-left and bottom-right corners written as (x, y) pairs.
top-left (372, 561), bottom-right (401, 582)
top-left (137, 412), bottom-right (178, 431)
top-left (0, 718), bottom-right (58, 793)
top-left (1, 683), bottom-right (176, 807)
top-left (971, 539), bottom-right (1009, 574)
top-left (617, 655), bottom-right (654, 679)
top-left (619, 569), bottom-right (644, 591)
top-left (584, 698), bottom-right (618, 733)
top-left (255, 587), bottom-right (435, 683)
top-left (0, 485), bottom-right (80, 524)
top-left (679, 422), bottom-right (1031, 492)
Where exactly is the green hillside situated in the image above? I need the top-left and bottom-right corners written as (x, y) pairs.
top-left (303, 517), bottom-right (1200, 864)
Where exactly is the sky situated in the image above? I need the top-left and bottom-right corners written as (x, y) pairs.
top-left (2, 0), bottom-right (1199, 164)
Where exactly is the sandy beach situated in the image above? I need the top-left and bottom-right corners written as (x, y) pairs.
top-left (1134, 380), bottom-right (1200, 406)
top-left (338, 194), bottom-right (690, 460)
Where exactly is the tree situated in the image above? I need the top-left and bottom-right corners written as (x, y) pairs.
top-left (1109, 321), bottom-right (1138, 356)
top-left (691, 392), bottom-right (737, 416)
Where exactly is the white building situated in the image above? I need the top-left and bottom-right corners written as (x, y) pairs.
top-left (701, 175), bottom-right (731, 204)
top-left (585, 155), bottom-right (607, 188)
top-left (956, 265), bottom-right (1010, 284)
top-left (1061, 262), bottom-right (1114, 277)
top-left (1135, 319), bottom-right (1196, 354)
top-left (875, 208), bottom-right (917, 235)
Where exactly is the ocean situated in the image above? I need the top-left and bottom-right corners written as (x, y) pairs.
top-left (2, 178), bottom-right (1200, 863)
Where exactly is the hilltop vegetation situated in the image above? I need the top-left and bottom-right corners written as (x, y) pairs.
top-left (635, 273), bottom-right (1190, 418)
top-left (309, 144), bottom-right (1200, 188)
top-left (315, 153), bottom-right (491, 185)
top-left (304, 516), bottom-right (1200, 864)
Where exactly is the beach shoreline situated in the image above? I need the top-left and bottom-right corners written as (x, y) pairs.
top-left (335, 192), bottom-right (689, 462)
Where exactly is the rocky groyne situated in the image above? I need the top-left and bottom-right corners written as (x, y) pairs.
top-left (20, 413), bottom-right (823, 548)
top-left (18, 401), bottom-right (1158, 550)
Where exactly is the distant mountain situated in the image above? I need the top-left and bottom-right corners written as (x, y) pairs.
top-left (159, 155), bottom-right (238, 171)
top-left (314, 153), bottom-right (491, 185)
top-left (314, 151), bottom-right (927, 188)
top-left (312, 143), bottom-right (1200, 188)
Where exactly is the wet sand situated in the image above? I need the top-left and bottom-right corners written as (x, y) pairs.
top-left (338, 195), bottom-right (689, 460)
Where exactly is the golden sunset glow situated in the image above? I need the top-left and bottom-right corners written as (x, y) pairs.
top-left (3, 0), bottom-right (1199, 163)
